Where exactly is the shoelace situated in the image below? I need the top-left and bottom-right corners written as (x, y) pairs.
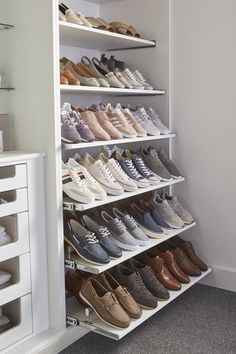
top-left (111, 160), bottom-right (130, 181)
top-left (134, 273), bottom-right (144, 288)
top-left (134, 71), bottom-right (147, 84)
top-left (115, 109), bottom-right (129, 127)
top-left (125, 159), bottom-right (142, 179)
top-left (123, 70), bottom-right (137, 83)
top-left (125, 215), bottom-right (138, 229)
top-left (148, 108), bottom-right (160, 120)
top-left (82, 168), bottom-right (97, 185)
top-left (137, 109), bottom-right (151, 123)
top-left (70, 168), bottom-right (85, 186)
top-left (62, 117), bottom-right (78, 128)
top-left (135, 157), bottom-right (152, 177)
top-left (114, 218), bottom-right (126, 233)
top-left (99, 164), bottom-right (116, 182)
top-left (84, 233), bottom-right (98, 245)
top-left (99, 227), bottom-right (110, 238)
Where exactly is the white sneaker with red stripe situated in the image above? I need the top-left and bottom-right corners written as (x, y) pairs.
top-left (62, 161), bottom-right (95, 204)
top-left (67, 156), bottom-right (107, 200)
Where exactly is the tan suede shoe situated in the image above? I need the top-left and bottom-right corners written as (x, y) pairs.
top-left (81, 111), bottom-right (111, 140)
top-left (98, 272), bottom-right (142, 319)
top-left (79, 278), bottom-right (131, 328)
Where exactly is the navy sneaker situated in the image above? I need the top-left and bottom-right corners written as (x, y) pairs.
top-left (64, 211), bottom-right (110, 265)
top-left (129, 202), bottom-right (164, 238)
top-left (81, 215), bottom-right (122, 259)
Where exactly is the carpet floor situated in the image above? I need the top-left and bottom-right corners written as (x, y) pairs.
top-left (60, 284), bottom-right (236, 354)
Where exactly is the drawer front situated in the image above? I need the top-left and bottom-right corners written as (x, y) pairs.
top-left (0, 164), bottom-right (27, 193)
top-left (0, 189), bottom-right (28, 217)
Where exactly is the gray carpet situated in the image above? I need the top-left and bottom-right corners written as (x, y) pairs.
top-left (60, 284), bottom-right (236, 354)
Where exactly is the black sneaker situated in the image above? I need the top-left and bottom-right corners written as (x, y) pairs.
top-left (81, 215), bottom-right (122, 259)
top-left (64, 211), bottom-right (110, 265)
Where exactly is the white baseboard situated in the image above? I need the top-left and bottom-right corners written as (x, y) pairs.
top-left (200, 266), bottom-right (236, 292)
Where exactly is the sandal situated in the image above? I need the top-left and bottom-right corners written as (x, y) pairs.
top-left (97, 18), bottom-right (115, 32)
top-left (128, 25), bottom-right (140, 38)
top-left (85, 17), bottom-right (108, 31)
top-left (110, 21), bottom-right (133, 36)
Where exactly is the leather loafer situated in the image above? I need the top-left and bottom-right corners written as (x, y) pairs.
top-left (172, 248), bottom-right (201, 276)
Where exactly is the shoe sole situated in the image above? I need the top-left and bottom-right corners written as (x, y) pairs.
top-left (79, 292), bottom-right (130, 329)
top-left (95, 180), bottom-right (124, 196)
top-left (118, 181), bottom-right (137, 192)
top-left (63, 189), bottom-right (95, 204)
top-left (61, 137), bottom-right (80, 144)
top-left (136, 302), bottom-right (157, 310)
top-left (111, 236), bottom-right (139, 251)
top-left (64, 237), bottom-right (110, 265)
top-left (137, 223), bottom-right (165, 239)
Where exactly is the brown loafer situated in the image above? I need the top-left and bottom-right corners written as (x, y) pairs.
top-left (172, 248), bottom-right (202, 276)
top-left (80, 278), bottom-right (131, 328)
top-left (97, 272), bottom-right (142, 319)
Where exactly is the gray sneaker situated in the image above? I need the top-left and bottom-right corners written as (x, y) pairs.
top-left (157, 147), bottom-right (182, 178)
top-left (61, 111), bottom-right (81, 143)
top-left (139, 147), bottom-right (173, 181)
top-left (112, 208), bottom-right (150, 246)
top-left (132, 107), bottom-right (161, 136)
top-left (151, 193), bottom-right (185, 229)
top-left (161, 192), bottom-right (194, 225)
top-left (101, 211), bottom-right (139, 251)
top-left (146, 107), bottom-right (170, 135)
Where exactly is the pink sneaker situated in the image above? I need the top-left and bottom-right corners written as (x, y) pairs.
top-left (81, 111), bottom-right (111, 141)
top-left (95, 111), bottom-right (123, 139)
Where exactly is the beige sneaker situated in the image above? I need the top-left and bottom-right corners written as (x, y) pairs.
top-left (95, 111), bottom-right (123, 139)
top-left (116, 104), bottom-right (147, 137)
top-left (81, 111), bottom-right (111, 140)
top-left (105, 104), bottom-right (137, 138)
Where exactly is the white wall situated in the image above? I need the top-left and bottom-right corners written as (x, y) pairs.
top-left (171, 0), bottom-right (236, 291)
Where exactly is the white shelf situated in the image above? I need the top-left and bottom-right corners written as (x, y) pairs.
top-left (66, 267), bottom-right (212, 340)
top-left (60, 85), bottom-right (165, 96)
top-left (63, 177), bottom-right (185, 211)
top-left (62, 134), bottom-right (176, 150)
top-left (65, 222), bottom-right (196, 274)
top-left (59, 22), bottom-right (155, 51)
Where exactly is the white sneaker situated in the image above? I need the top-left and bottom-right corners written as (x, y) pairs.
top-left (68, 156), bottom-right (107, 200)
top-left (62, 161), bottom-right (95, 204)
top-left (97, 153), bottom-right (138, 192)
top-left (114, 69), bottom-right (133, 89)
top-left (133, 107), bottom-right (161, 136)
top-left (122, 68), bottom-right (144, 89)
top-left (133, 70), bottom-right (153, 90)
top-left (146, 107), bottom-right (171, 134)
top-left (81, 153), bottom-right (124, 196)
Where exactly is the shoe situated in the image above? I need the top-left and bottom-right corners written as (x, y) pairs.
top-left (92, 57), bottom-right (125, 88)
top-left (97, 272), bottom-right (142, 319)
top-left (61, 111), bottom-right (81, 143)
top-left (150, 193), bottom-right (185, 229)
top-left (161, 192), bottom-right (194, 225)
top-left (94, 111), bottom-right (123, 139)
top-left (97, 153), bottom-right (138, 192)
top-left (157, 147), bottom-right (182, 178)
top-left (123, 149), bottom-right (160, 185)
top-left (80, 110), bottom-right (111, 141)
top-left (112, 207), bottom-right (149, 246)
top-left (81, 215), bottom-right (122, 259)
top-left (132, 70), bottom-right (153, 90)
top-left (0, 227), bottom-right (11, 246)
top-left (112, 264), bottom-right (158, 309)
top-left (60, 73), bottom-right (68, 84)
top-left (171, 236), bottom-right (208, 271)
top-left (171, 247), bottom-right (202, 276)
top-left (138, 251), bottom-right (181, 291)
top-left (122, 68), bottom-right (144, 89)
top-left (67, 157), bottom-right (107, 200)
top-left (62, 162), bottom-right (95, 203)
top-left (132, 107), bottom-right (161, 136)
top-left (155, 248), bottom-right (190, 284)
top-left (114, 69), bottom-right (133, 89)
top-left (105, 104), bottom-right (137, 138)
top-left (146, 107), bottom-right (170, 135)
top-left (116, 104), bottom-right (147, 137)
top-left (63, 60), bottom-right (100, 87)
top-left (64, 211), bottom-right (110, 265)
top-left (59, 6), bottom-right (83, 25)
top-left (140, 199), bottom-right (172, 234)
top-left (81, 153), bottom-right (124, 195)
top-left (65, 270), bottom-right (89, 306)
top-left (0, 271), bottom-right (11, 286)
top-left (101, 211), bottom-right (139, 251)
top-left (61, 69), bottom-right (80, 85)
top-left (62, 103), bottom-right (95, 142)
top-left (126, 259), bottom-right (170, 300)
top-left (139, 147), bottom-right (173, 181)
top-left (129, 202), bottom-right (164, 238)
top-left (112, 152), bottom-right (150, 188)
top-left (77, 62), bottom-right (110, 87)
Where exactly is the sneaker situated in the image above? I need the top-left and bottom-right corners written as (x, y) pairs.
top-left (0, 270), bottom-right (12, 286)
top-left (122, 68), bottom-right (144, 89)
top-left (94, 111), bottom-right (123, 139)
top-left (157, 147), bottom-right (182, 178)
top-left (64, 211), bottom-right (110, 265)
top-left (116, 104), bottom-right (147, 137)
top-left (114, 69), bottom-right (133, 89)
top-left (146, 107), bottom-right (170, 134)
top-left (123, 149), bottom-right (161, 185)
top-left (132, 70), bottom-right (153, 90)
top-left (101, 211), bottom-right (139, 251)
top-left (151, 193), bottom-right (185, 229)
top-left (105, 104), bottom-right (137, 138)
top-left (125, 259), bottom-right (170, 300)
top-left (67, 157), bottom-right (107, 200)
top-left (129, 202), bottom-right (165, 238)
top-left (112, 152), bottom-right (150, 188)
top-left (142, 199), bottom-right (172, 233)
top-left (112, 264), bottom-right (158, 309)
top-left (63, 60), bottom-right (100, 87)
top-left (97, 153), bottom-right (138, 192)
top-left (161, 192), bottom-right (194, 224)
top-left (112, 208), bottom-right (149, 246)
top-left (139, 147), bottom-right (173, 181)
top-left (61, 111), bottom-right (81, 143)
top-left (133, 107), bottom-right (161, 136)
top-left (81, 153), bottom-right (124, 195)
top-left (82, 215), bottom-right (122, 259)
top-left (80, 111), bottom-right (111, 141)
top-left (62, 161), bottom-right (95, 203)
top-left (77, 63), bottom-right (110, 87)
top-left (91, 57), bottom-right (125, 88)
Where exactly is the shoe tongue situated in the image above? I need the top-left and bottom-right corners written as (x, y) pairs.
top-left (95, 159), bottom-right (104, 168)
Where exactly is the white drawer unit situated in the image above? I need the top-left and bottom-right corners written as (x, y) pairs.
top-left (0, 189), bottom-right (28, 218)
top-left (0, 294), bottom-right (32, 352)
top-left (0, 212), bottom-right (30, 262)
top-left (0, 254), bottom-right (31, 307)
top-left (0, 164), bottom-right (27, 193)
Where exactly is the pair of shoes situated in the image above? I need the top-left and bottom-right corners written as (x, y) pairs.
top-left (0, 270), bottom-right (12, 289)
top-left (61, 103), bottom-right (95, 143)
top-left (66, 270), bottom-right (142, 328)
top-left (59, 3), bottom-right (92, 27)
top-left (0, 226), bottom-right (11, 246)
